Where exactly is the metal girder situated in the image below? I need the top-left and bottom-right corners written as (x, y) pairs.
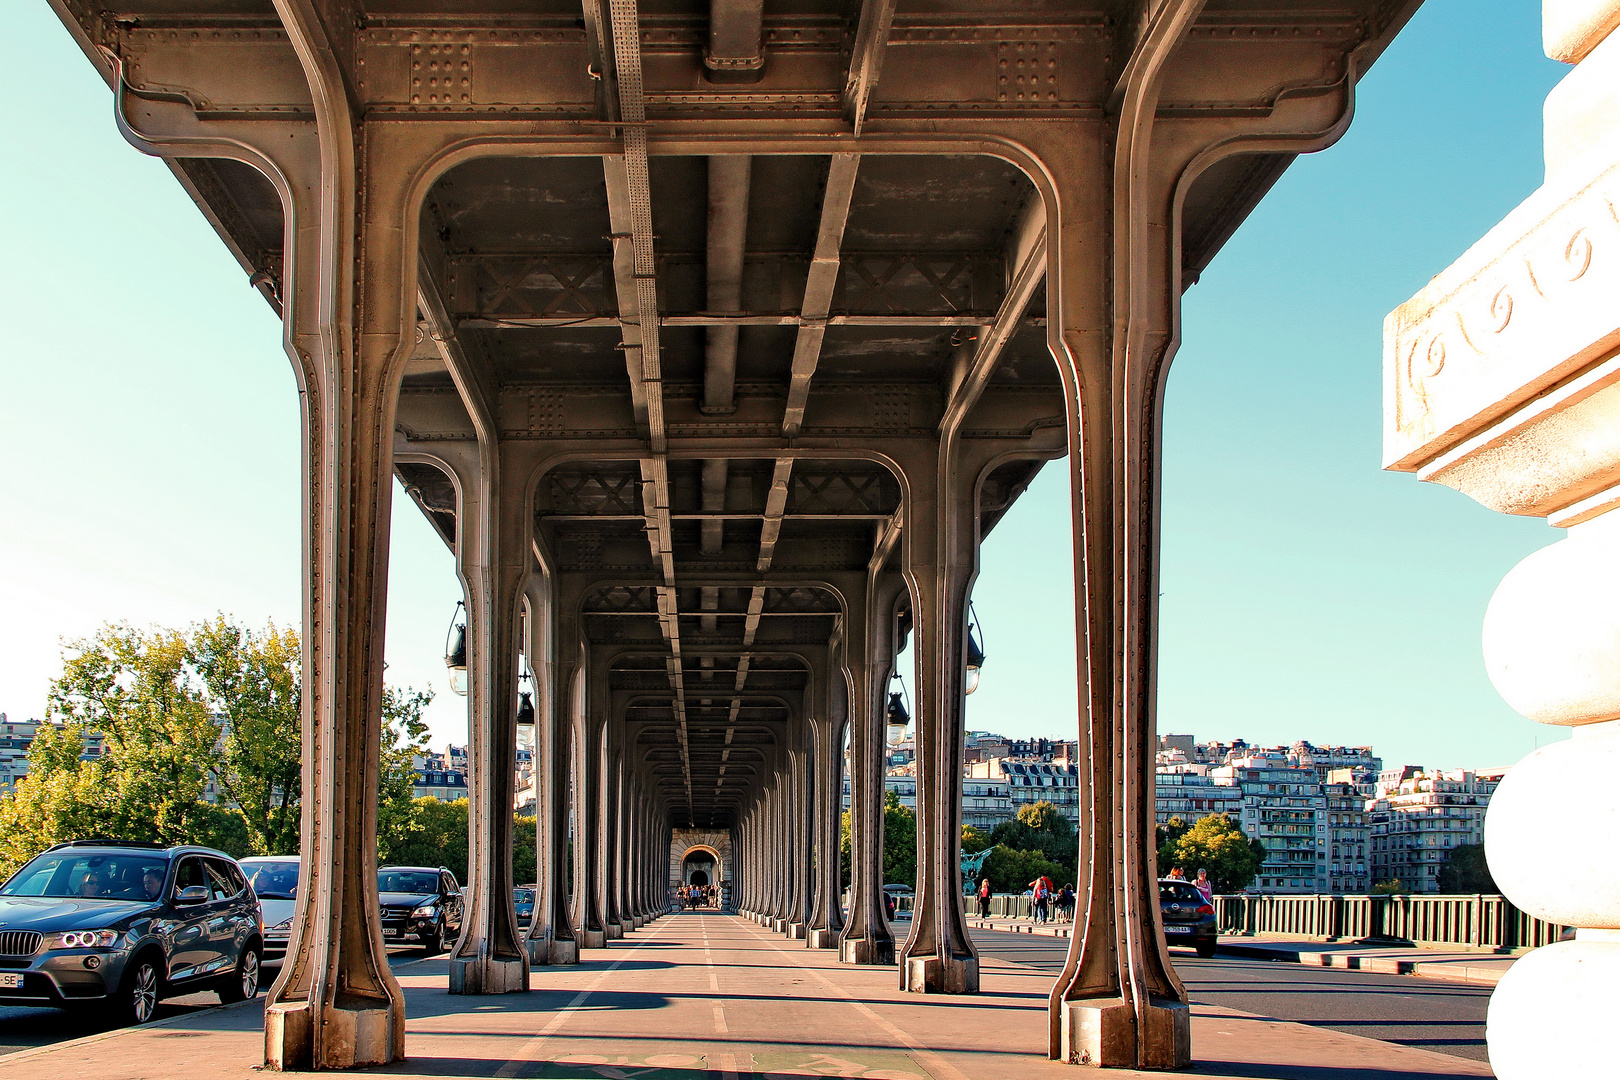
top-left (939, 199), bottom-right (1048, 436)
top-left (782, 154), bottom-right (861, 439)
top-left (842, 0), bottom-right (899, 134)
top-left (461, 313), bottom-right (1014, 329)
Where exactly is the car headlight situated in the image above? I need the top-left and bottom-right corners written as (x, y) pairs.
top-left (268, 919), bottom-right (292, 932)
top-left (49, 930), bottom-right (120, 950)
top-left (412, 904), bottom-right (437, 918)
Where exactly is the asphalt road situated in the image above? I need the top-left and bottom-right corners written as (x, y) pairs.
top-left (0, 928), bottom-right (1493, 1065)
top-left (971, 927), bottom-right (1493, 1064)
top-left (0, 946), bottom-right (427, 1057)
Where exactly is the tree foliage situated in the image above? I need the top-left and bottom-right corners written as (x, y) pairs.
top-left (1437, 844), bottom-right (1496, 894)
top-left (961, 824), bottom-right (991, 855)
top-left (981, 844), bottom-right (1070, 895)
top-left (1157, 813), bottom-right (1263, 892)
top-left (0, 619), bottom-right (432, 880)
top-left (882, 788), bottom-right (916, 888)
top-left (382, 797), bottom-right (471, 884)
top-left (988, 801), bottom-right (1077, 879)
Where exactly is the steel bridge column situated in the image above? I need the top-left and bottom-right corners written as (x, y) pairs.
top-left (842, 573), bottom-right (903, 965)
top-left (525, 576), bottom-right (580, 966)
top-left (787, 722), bottom-right (814, 938)
top-left (572, 659), bottom-right (610, 950)
top-left (442, 441), bottom-right (529, 996)
top-left (896, 448), bottom-right (980, 995)
top-left (614, 750), bottom-right (634, 933)
top-left (1038, 5), bottom-right (1213, 1064)
top-left (805, 705), bottom-right (847, 948)
top-left (246, 58), bottom-right (425, 1068)
top-left (598, 708), bottom-right (623, 940)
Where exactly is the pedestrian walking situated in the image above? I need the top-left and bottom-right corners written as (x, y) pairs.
top-left (1194, 868), bottom-right (1214, 904)
top-left (977, 877), bottom-right (992, 919)
top-left (1029, 876), bottom-right (1050, 924)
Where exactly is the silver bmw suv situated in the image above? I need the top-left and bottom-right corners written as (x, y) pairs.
top-left (0, 840), bottom-right (263, 1024)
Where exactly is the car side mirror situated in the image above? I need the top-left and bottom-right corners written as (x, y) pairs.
top-left (174, 886), bottom-right (208, 905)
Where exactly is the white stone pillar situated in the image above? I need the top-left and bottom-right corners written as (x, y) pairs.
top-left (1384, 4), bottom-right (1620, 1073)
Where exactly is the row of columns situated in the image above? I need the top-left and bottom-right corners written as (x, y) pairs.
top-left (102, 5), bottom-right (1351, 1060)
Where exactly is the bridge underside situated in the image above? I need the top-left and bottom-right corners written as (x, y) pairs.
top-left (46, 0), bottom-right (1418, 1069)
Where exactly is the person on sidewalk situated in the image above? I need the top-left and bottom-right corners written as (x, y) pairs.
top-left (1057, 883), bottom-right (1075, 923)
top-left (1194, 868), bottom-right (1214, 904)
top-left (1029, 876), bottom-right (1050, 924)
top-left (1167, 866), bottom-right (1186, 881)
top-left (977, 878), bottom-right (992, 919)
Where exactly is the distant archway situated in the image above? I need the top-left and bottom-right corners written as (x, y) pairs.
top-left (681, 846), bottom-right (719, 889)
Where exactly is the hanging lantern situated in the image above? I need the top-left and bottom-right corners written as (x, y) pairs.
top-left (444, 603), bottom-right (469, 697)
top-left (964, 604), bottom-right (987, 696)
top-left (516, 668), bottom-right (536, 725)
top-left (885, 686), bottom-right (910, 745)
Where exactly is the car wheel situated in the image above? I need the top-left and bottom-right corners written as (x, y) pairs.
top-left (218, 944), bottom-right (262, 1004)
top-left (419, 920), bottom-right (443, 955)
top-left (1195, 940), bottom-right (1217, 959)
top-left (109, 955), bottom-right (162, 1027)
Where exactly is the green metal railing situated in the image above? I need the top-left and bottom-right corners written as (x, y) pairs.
top-left (1209, 892), bottom-right (1566, 952)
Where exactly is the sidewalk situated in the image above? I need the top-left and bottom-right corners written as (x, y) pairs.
top-left (0, 914), bottom-right (1493, 1079)
top-left (967, 916), bottom-right (1515, 987)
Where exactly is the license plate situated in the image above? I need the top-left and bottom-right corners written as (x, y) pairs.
top-left (383, 928), bottom-right (401, 938)
top-left (0, 973), bottom-right (22, 988)
top-left (1163, 926), bottom-right (1192, 934)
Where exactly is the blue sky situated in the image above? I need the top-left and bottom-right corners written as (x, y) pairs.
top-left (1, 1), bottom-right (1567, 769)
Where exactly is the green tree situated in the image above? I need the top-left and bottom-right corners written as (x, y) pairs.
top-left (989, 801), bottom-right (1077, 877)
top-left (377, 686), bottom-right (433, 856)
top-left (882, 789), bottom-right (916, 888)
top-left (981, 844), bottom-right (1070, 895)
top-left (1165, 814), bottom-right (1263, 893)
top-left (961, 823), bottom-right (991, 855)
top-left (514, 815), bottom-right (537, 885)
top-left (0, 620), bottom-right (434, 879)
top-left (189, 618), bottom-right (302, 855)
top-left (1155, 815), bottom-right (1191, 872)
top-left (382, 797), bottom-right (470, 884)
top-left (839, 809), bottom-right (852, 890)
top-left (1372, 879), bottom-right (1409, 895)
top-left (43, 624), bottom-right (226, 846)
top-left (1437, 845), bottom-right (1497, 893)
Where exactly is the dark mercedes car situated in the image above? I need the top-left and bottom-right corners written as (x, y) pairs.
top-left (1159, 878), bottom-right (1218, 958)
top-left (378, 866), bottom-right (463, 953)
top-left (0, 841), bottom-right (263, 1024)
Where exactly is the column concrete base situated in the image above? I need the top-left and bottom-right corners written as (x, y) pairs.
top-left (264, 997), bottom-right (401, 1070)
top-left (604, 923), bottom-right (623, 940)
top-left (448, 954), bottom-right (528, 994)
top-left (839, 936), bottom-right (895, 965)
top-left (787, 922), bottom-right (808, 939)
top-left (580, 929), bottom-right (606, 949)
top-left (531, 938), bottom-right (578, 965)
top-left (901, 954), bottom-right (979, 994)
top-left (807, 928), bottom-right (840, 949)
top-left (617, 920), bottom-right (635, 936)
top-left (1058, 997), bottom-right (1190, 1070)
top-left (770, 918), bottom-right (787, 933)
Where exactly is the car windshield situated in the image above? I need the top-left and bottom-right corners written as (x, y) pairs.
top-left (514, 890), bottom-right (534, 903)
top-left (379, 871), bottom-right (440, 895)
top-left (2, 852), bottom-right (170, 901)
top-left (245, 861), bottom-right (301, 900)
top-left (1160, 882), bottom-right (1204, 904)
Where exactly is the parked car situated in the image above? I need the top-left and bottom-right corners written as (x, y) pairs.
top-left (378, 866), bottom-right (463, 953)
top-left (0, 840), bottom-right (263, 1024)
top-left (239, 856), bottom-right (300, 963)
top-left (513, 887), bottom-right (535, 931)
top-left (1159, 878), bottom-right (1218, 958)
